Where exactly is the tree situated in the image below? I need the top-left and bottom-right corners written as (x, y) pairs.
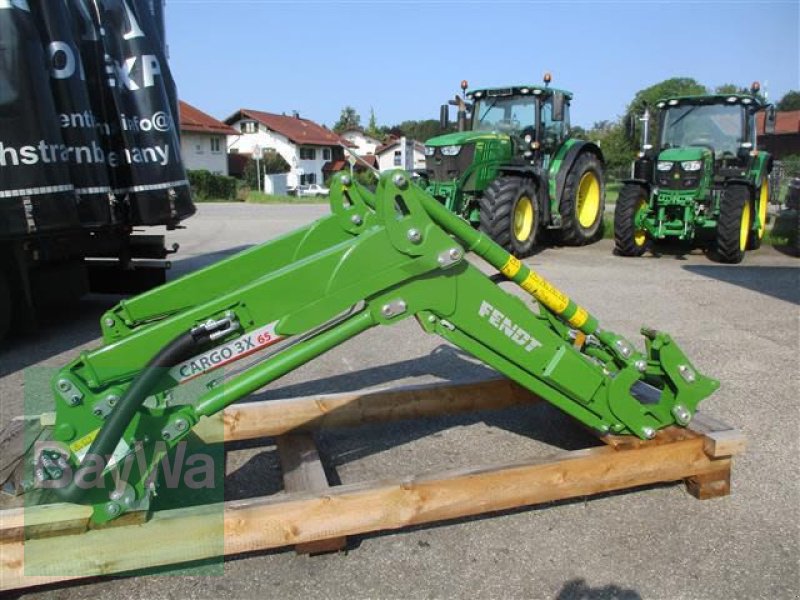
top-left (715, 83), bottom-right (743, 95)
top-left (333, 106), bottom-right (361, 133)
top-left (366, 107), bottom-right (382, 139)
top-left (386, 119), bottom-right (453, 142)
top-left (777, 90), bottom-right (800, 111)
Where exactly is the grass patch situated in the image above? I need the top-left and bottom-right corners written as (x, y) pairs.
top-left (606, 181), bottom-right (621, 205)
top-left (601, 215), bottom-right (615, 239)
top-left (245, 191), bottom-right (328, 204)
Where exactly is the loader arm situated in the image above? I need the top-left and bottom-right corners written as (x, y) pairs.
top-left (36, 171), bottom-right (719, 523)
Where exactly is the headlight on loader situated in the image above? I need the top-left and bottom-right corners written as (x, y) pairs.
top-left (424, 146), bottom-right (436, 156)
top-left (441, 145), bottom-right (462, 156)
top-left (657, 161), bottom-right (674, 171)
top-left (681, 160), bottom-right (703, 171)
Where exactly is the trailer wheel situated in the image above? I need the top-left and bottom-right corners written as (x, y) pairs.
top-left (714, 184), bottom-right (751, 264)
top-left (0, 269), bottom-right (10, 342)
top-left (559, 153), bottom-right (605, 245)
top-left (748, 177), bottom-right (769, 250)
top-left (480, 176), bottom-right (539, 257)
top-left (614, 184), bottom-right (651, 257)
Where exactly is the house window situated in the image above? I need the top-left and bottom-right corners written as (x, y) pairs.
top-left (241, 121), bottom-right (257, 134)
top-left (210, 137), bottom-right (221, 153)
top-left (300, 173), bottom-right (317, 185)
top-left (195, 142), bottom-right (204, 155)
top-left (393, 150), bottom-right (402, 166)
top-left (299, 147), bottom-right (316, 160)
top-left (323, 148), bottom-right (331, 161)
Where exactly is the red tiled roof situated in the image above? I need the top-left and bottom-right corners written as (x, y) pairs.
top-left (227, 109), bottom-right (345, 146)
top-left (323, 160), bottom-right (348, 172)
top-left (179, 101), bottom-right (238, 135)
top-left (757, 110), bottom-right (800, 135)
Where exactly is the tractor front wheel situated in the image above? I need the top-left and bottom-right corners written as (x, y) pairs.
top-left (748, 177), bottom-right (769, 250)
top-left (480, 176), bottom-right (539, 257)
top-left (559, 153), bottom-right (605, 245)
top-left (714, 184), bottom-right (752, 264)
top-left (614, 184), bottom-right (651, 257)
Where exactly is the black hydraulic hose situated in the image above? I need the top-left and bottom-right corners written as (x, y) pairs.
top-left (53, 328), bottom-right (209, 503)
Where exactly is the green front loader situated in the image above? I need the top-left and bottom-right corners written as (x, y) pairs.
top-left (615, 84), bottom-right (778, 263)
top-left (419, 75), bottom-right (606, 257)
top-left (16, 170), bottom-right (719, 525)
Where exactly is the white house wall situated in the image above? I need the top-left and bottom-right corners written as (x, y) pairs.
top-left (341, 131), bottom-right (380, 156)
top-left (180, 132), bottom-right (229, 175)
top-left (228, 120), bottom-right (333, 187)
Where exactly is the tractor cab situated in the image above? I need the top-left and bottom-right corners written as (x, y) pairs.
top-left (465, 84), bottom-right (572, 159)
top-left (654, 94), bottom-right (767, 177)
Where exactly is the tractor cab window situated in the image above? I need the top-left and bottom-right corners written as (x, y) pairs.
top-left (660, 104), bottom-right (745, 158)
top-left (541, 97), bottom-right (568, 146)
top-left (473, 96), bottom-right (536, 134)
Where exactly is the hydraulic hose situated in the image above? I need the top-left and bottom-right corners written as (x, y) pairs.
top-left (53, 327), bottom-right (210, 503)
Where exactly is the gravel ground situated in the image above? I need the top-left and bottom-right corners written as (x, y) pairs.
top-left (1, 202), bottom-right (798, 600)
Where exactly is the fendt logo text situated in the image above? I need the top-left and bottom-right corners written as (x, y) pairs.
top-left (478, 301), bottom-right (541, 352)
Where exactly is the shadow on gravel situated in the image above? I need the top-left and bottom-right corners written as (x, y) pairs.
top-left (0, 245), bottom-right (254, 378)
top-left (557, 578), bottom-right (642, 600)
top-left (170, 244), bottom-right (253, 277)
top-left (0, 295), bottom-right (117, 378)
top-left (683, 265), bottom-right (800, 305)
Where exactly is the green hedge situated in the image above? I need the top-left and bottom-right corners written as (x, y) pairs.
top-left (187, 169), bottom-right (238, 202)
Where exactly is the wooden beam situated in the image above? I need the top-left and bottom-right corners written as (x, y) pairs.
top-left (1, 435), bottom-right (729, 592)
top-left (275, 433), bottom-right (346, 554)
top-left (194, 377), bottom-right (538, 443)
top-left (688, 412), bottom-right (747, 458)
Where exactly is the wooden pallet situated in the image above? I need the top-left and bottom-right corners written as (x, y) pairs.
top-left (0, 377), bottom-right (745, 592)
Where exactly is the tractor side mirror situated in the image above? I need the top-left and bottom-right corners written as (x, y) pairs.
top-left (440, 105), bottom-right (450, 130)
top-left (764, 106), bottom-right (776, 135)
top-left (552, 92), bottom-right (566, 121)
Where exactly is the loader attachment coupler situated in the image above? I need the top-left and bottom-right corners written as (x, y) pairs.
top-left (36, 170), bottom-right (719, 523)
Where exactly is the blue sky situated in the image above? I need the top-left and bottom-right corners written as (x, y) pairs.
top-left (166, 0), bottom-right (799, 130)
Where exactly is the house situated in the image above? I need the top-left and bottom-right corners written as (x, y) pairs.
top-left (339, 128), bottom-right (383, 156)
top-left (321, 154), bottom-right (379, 182)
top-left (757, 110), bottom-right (800, 159)
top-left (178, 101), bottom-right (237, 175)
top-left (375, 137), bottom-right (426, 172)
top-left (225, 109), bottom-right (346, 187)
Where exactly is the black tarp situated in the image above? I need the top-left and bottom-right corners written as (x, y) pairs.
top-left (0, 0), bottom-right (194, 238)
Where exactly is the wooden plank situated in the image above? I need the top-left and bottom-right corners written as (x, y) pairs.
top-left (689, 412), bottom-right (747, 458)
top-left (686, 468), bottom-right (731, 500)
top-left (1, 435), bottom-right (728, 592)
top-left (0, 503), bottom-right (92, 543)
top-left (194, 377), bottom-right (538, 443)
top-left (275, 433), bottom-right (346, 554)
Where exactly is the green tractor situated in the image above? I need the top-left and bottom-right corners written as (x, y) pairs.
top-left (420, 75), bottom-right (606, 257)
top-left (615, 84), bottom-right (778, 263)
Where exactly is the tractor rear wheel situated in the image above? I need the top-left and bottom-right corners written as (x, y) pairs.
top-left (614, 184), bottom-right (651, 257)
top-left (480, 176), bottom-right (539, 257)
top-left (0, 269), bottom-right (10, 342)
top-left (559, 153), bottom-right (605, 245)
top-left (748, 176), bottom-right (769, 250)
top-left (714, 184), bottom-right (752, 264)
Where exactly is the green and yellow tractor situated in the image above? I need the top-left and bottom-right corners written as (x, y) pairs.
top-left (419, 75), bottom-right (606, 256)
top-left (615, 84), bottom-right (778, 263)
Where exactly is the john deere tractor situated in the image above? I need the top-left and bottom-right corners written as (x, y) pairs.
top-left (615, 84), bottom-right (778, 263)
top-left (420, 75), bottom-right (605, 256)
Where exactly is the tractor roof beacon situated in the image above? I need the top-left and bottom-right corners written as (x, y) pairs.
top-left (420, 74), bottom-right (606, 257)
top-left (615, 82), bottom-right (778, 263)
